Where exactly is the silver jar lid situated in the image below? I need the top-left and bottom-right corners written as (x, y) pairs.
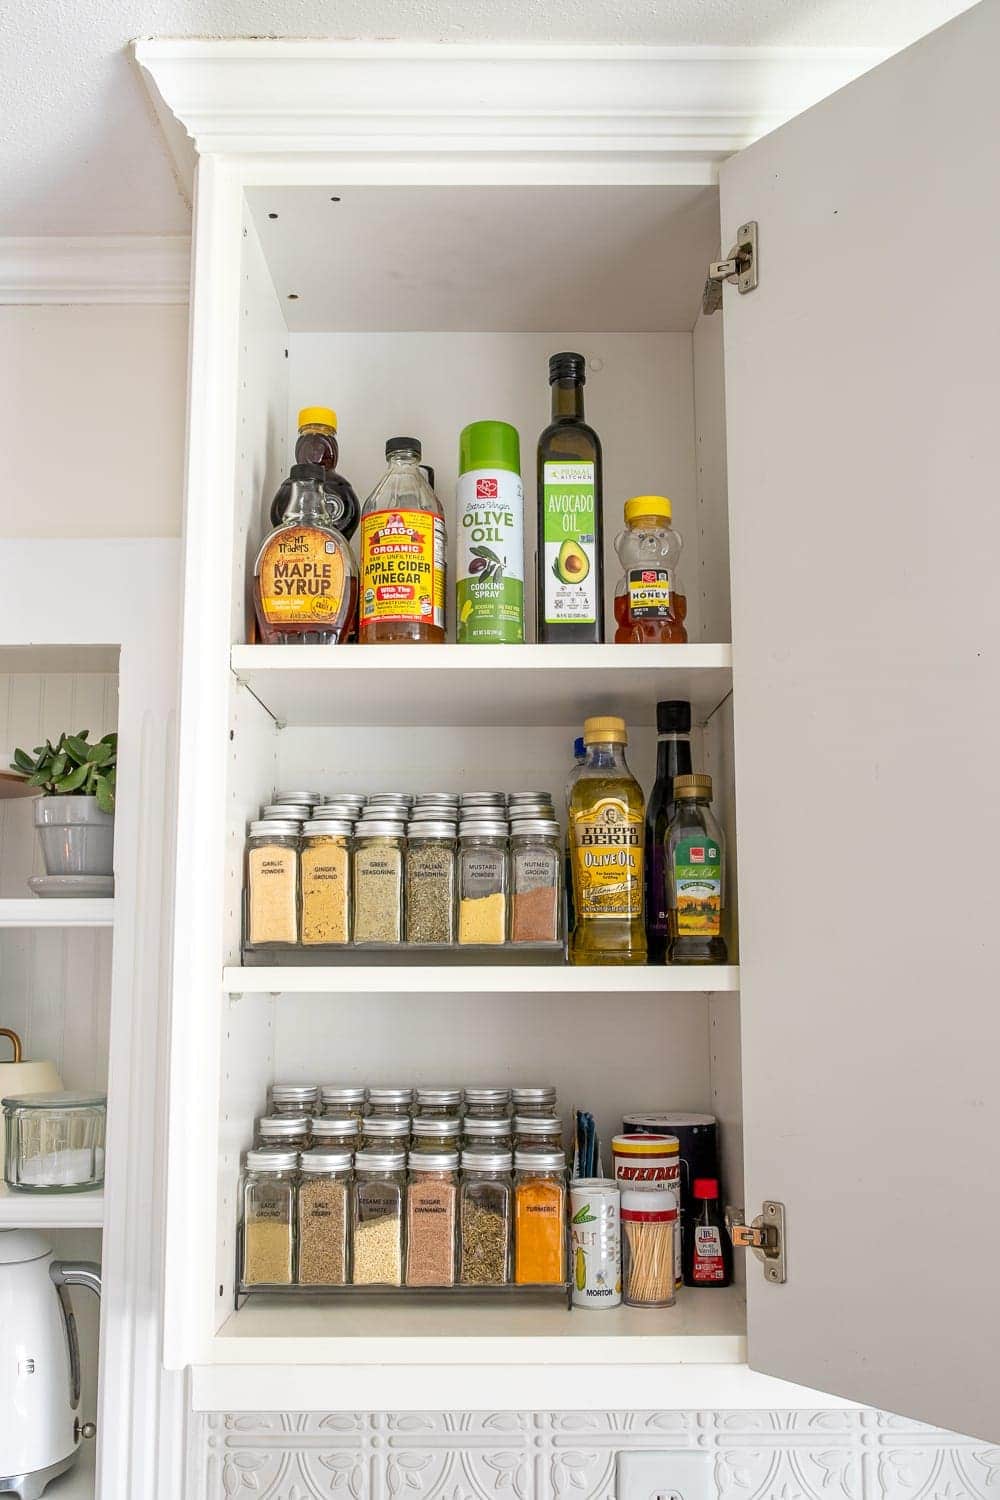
top-left (302, 820), bottom-right (353, 836)
top-left (408, 1150), bottom-right (460, 1171)
top-left (510, 820), bottom-right (561, 837)
top-left (355, 1148), bottom-right (407, 1171)
top-left (321, 1086), bottom-right (366, 1105)
top-left (310, 803), bottom-right (360, 816)
top-left (514, 1148), bottom-right (566, 1171)
top-left (464, 1086), bottom-right (510, 1104)
top-left (406, 822), bottom-right (457, 838)
top-left (509, 791), bottom-right (552, 802)
top-left (368, 794), bottom-right (412, 806)
top-left (369, 1087), bottom-right (412, 1104)
top-left (411, 1116), bottom-right (461, 1136)
top-left (272, 1083), bottom-right (318, 1103)
top-left (309, 1116), bottom-right (358, 1135)
top-left (463, 1117), bottom-right (512, 1138)
top-left (363, 1117), bottom-right (411, 1138)
top-left (417, 794), bottom-right (460, 804)
top-left (262, 803), bottom-right (312, 818)
top-left (320, 792), bottom-right (367, 803)
top-left (249, 820), bottom-right (300, 837)
top-left (354, 820), bottom-right (405, 837)
top-left (416, 1087), bottom-right (462, 1106)
top-left (512, 1087), bottom-right (557, 1104)
top-left (274, 790), bottom-right (321, 804)
top-left (459, 821), bottom-right (508, 837)
top-left (514, 1115), bottom-right (563, 1136)
top-left (258, 1115), bottom-right (310, 1137)
top-left (460, 1148), bottom-right (513, 1172)
top-left (245, 1149), bottom-right (298, 1171)
top-left (299, 1149), bottom-right (353, 1172)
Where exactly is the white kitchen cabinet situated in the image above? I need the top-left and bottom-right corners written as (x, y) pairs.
top-left (139, 0), bottom-right (1000, 1440)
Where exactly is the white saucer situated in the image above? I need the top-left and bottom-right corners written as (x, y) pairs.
top-left (28, 875), bottom-right (115, 899)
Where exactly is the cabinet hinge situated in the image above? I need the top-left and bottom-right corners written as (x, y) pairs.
top-left (726, 1199), bottom-right (785, 1283)
top-left (702, 221), bottom-right (758, 314)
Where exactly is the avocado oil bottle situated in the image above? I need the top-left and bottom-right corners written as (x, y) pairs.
top-left (536, 352), bottom-right (605, 643)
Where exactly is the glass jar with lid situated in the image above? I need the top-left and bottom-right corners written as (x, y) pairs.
top-left (513, 1115), bottom-right (564, 1151)
top-left (510, 820), bottom-right (562, 944)
top-left (464, 1086), bottom-right (510, 1119)
top-left (410, 1116), bottom-right (461, 1151)
top-left (240, 1149), bottom-right (297, 1286)
top-left (309, 1116), bottom-right (359, 1152)
top-left (459, 1148), bottom-right (513, 1286)
top-left (2, 1091), bottom-right (106, 1193)
top-left (270, 1083), bottom-right (319, 1116)
top-left (246, 820), bottom-right (300, 947)
top-left (300, 820), bottom-right (352, 947)
top-left (321, 1085), bottom-right (367, 1120)
top-left (458, 821), bottom-right (509, 946)
top-left (297, 1150), bottom-right (352, 1286)
top-left (511, 1086), bottom-right (557, 1118)
top-left (462, 1116), bottom-right (513, 1153)
top-left (352, 1148), bottom-right (406, 1285)
top-left (513, 1148), bottom-right (568, 1286)
top-left (352, 822), bottom-right (405, 944)
top-left (256, 1115), bottom-right (311, 1150)
top-left (405, 1150), bottom-right (459, 1287)
top-left (415, 1086), bottom-right (462, 1118)
top-left (405, 824), bottom-right (457, 946)
top-left (367, 1086), bottom-right (413, 1117)
top-left (361, 1116), bottom-right (411, 1150)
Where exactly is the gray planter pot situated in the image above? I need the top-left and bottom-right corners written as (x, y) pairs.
top-left (34, 796), bottom-right (115, 877)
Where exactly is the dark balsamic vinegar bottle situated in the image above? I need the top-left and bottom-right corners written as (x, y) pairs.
top-left (536, 352), bottom-right (605, 643)
top-left (645, 700), bottom-right (693, 964)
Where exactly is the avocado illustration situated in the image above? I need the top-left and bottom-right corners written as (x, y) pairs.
top-left (555, 539), bottom-right (590, 584)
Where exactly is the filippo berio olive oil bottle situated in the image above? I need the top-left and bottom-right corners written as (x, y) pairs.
top-left (536, 353), bottom-right (605, 643)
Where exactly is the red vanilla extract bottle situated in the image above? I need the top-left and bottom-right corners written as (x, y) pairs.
top-left (683, 1177), bottom-right (733, 1288)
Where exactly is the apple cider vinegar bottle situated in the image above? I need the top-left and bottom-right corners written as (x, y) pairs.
top-left (536, 352), bottom-right (605, 644)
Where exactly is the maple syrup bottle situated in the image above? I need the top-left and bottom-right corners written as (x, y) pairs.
top-left (253, 463), bottom-right (357, 644)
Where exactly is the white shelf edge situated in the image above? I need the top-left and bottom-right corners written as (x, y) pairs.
top-left (0, 898), bottom-right (114, 928)
top-left (231, 642), bottom-right (734, 672)
top-left (223, 964), bottom-right (740, 994)
top-left (0, 1181), bottom-right (104, 1228)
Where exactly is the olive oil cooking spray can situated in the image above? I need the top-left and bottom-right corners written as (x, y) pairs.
top-left (456, 420), bottom-right (525, 643)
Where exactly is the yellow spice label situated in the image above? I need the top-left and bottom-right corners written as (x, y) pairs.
top-left (571, 796), bottom-right (644, 919)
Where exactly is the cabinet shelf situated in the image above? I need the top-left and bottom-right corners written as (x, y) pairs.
top-left (230, 643), bottom-right (733, 728)
top-left (223, 964), bottom-right (739, 994)
top-left (0, 898), bottom-right (114, 928)
top-left (0, 1181), bottom-right (104, 1228)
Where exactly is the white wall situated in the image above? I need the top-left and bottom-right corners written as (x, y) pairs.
top-left (0, 304), bottom-right (187, 536)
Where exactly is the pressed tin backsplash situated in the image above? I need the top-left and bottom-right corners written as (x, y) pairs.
top-left (189, 1407), bottom-right (999, 1499)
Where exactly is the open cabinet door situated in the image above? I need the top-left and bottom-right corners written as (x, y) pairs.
top-left (723, 0), bottom-right (1000, 1441)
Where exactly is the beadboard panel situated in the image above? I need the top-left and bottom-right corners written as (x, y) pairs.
top-left (189, 1407), bottom-right (1000, 1499)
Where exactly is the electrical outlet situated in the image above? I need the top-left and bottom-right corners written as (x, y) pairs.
top-left (615, 1450), bottom-right (713, 1500)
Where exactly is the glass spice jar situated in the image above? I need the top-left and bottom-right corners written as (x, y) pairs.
top-left (308, 1116), bottom-right (359, 1152)
top-left (410, 1116), bottom-right (461, 1151)
top-left (361, 1117), bottom-right (412, 1150)
top-left (352, 821), bottom-right (405, 944)
top-left (510, 820), bottom-right (562, 944)
top-left (458, 822), bottom-right (509, 946)
top-left (514, 1148), bottom-right (568, 1286)
top-left (296, 1150), bottom-right (353, 1286)
top-left (367, 1087), bottom-right (413, 1117)
top-left (246, 820), bottom-right (300, 947)
top-left (256, 1115), bottom-right (311, 1150)
top-left (513, 1115), bottom-right (564, 1151)
top-left (405, 1150), bottom-right (459, 1287)
top-left (459, 1148), bottom-right (513, 1287)
top-left (300, 820), bottom-right (352, 946)
top-left (415, 1087), bottom-right (462, 1118)
top-left (352, 1148), bottom-right (406, 1286)
top-left (240, 1149), bottom-right (297, 1287)
top-left (462, 1116), bottom-right (513, 1152)
top-left (321, 1085), bottom-right (367, 1120)
top-left (511, 1087), bottom-right (557, 1118)
top-left (270, 1083), bottom-right (319, 1116)
top-left (405, 824), bottom-right (457, 946)
top-left (464, 1087), bottom-right (511, 1119)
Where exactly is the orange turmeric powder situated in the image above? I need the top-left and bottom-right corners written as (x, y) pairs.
top-left (514, 1175), bottom-right (567, 1284)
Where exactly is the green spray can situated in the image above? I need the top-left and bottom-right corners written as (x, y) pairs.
top-left (456, 420), bottom-right (525, 644)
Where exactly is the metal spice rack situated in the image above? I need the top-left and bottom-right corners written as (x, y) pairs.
top-left (235, 1280), bottom-right (574, 1311)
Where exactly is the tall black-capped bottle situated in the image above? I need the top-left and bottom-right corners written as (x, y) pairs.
top-left (645, 701), bottom-right (693, 964)
top-left (536, 353), bottom-right (604, 643)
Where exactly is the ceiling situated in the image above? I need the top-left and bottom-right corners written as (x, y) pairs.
top-left (0, 0), bottom-right (978, 236)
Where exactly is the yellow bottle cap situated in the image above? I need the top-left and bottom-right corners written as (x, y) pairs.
top-left (583, 715), bottom-right (628, 746)
top-left (624, 494), bottom-right (672, 525)
top-left (298, 406), bottom-right (338, 431)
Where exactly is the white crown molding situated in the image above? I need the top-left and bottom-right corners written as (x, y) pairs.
top-left (134, 39), bottom-right (889, 167)
top-left (0, 235), bottom-right (191, 304)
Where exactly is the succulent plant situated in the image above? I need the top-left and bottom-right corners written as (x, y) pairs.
top-left (11, 730), bottom-right (117, 813)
